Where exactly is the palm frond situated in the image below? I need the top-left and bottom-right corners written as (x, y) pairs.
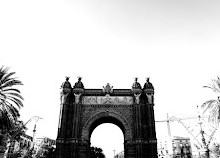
top-left (0, 92), bottom-right (6, 100)
top-left (0, 66), bottom-right (23, 132)
top-left (2, 88), bottom-right (21, 93)
top-left (201, 99), bottom-right (217, 114)
top-left (0, 66), bottom-right (9, 79)
top-left (0, 72), bottom-right (16, 84)
top-left (2, 92), bottom-right (24, 100)
top-left (207, 105), bottom-right (220, 124)
top-left (1, 79), bottom-right (23, 89)
top-left (203, 77), bottom-right (220, 94)
top-left (6, 96), bottom-right (23, 108)
top-left (202, 77), bottom-right (220, 124)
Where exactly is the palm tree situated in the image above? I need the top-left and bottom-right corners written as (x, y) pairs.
top-left (201, 76), bottom-right (220, 125)
top-left (0, 66), bottom-right (24, 134)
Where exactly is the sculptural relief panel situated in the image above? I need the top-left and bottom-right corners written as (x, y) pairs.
top-left (82, 95), bottom-right (133, 105)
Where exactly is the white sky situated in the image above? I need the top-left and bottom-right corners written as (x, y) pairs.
top-left (1, 0), bottom-right (220, 157)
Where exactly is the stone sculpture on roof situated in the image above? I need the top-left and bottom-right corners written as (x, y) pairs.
top-left (60, 76), bottom-right (72, 104)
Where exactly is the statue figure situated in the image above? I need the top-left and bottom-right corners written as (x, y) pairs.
top-left (60, 77), bottom-right (71, 104)
top-left (134, 93), bottom-right (141, 104)
top-left (61, 76), bottom-right (71, 89)
top-left (132, 77), bottom-right (142, 89)
top-left (103, 83), bottom-right (113, 94)
top-left (143, 77), bottom-right (154, 90)
top-left (74, 77), bottom-right (84, 89)
top-left (74, 93), bottom-right (81, 104)
top-left (143, 78), bottom-right (154, 104)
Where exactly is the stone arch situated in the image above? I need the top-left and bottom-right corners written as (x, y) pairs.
top-left (81, 111), bottom-right (132, 141)
top-left (56, 85), bottom-right (158, 158)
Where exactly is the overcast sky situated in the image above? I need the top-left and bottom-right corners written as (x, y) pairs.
top-left (1, 0), bottom-right (220, 157)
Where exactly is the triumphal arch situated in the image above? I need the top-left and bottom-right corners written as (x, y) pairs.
top-left (56, 77), bottom-right (157, 158)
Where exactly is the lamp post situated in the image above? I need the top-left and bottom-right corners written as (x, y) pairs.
top-left (32, 124), bottom-right (37, 148)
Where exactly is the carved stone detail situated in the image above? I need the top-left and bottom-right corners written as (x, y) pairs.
top-left (60, 91), bottom-right (70, 104)
top-left (103, 83), bottom-right (113, 94)
top-left (134, 93), bottom-right (141, 104)
top-left (82, 95), bottom-right (133, 105)
top-left (74, 93), bottom-right (81, 104)
top-left (60, 77), bottom-right (71, 104)
top-left (146, 93), bottom-right (154, 104)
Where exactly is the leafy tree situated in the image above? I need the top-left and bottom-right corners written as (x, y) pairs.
top-left (0, 66), bottom-right (24, 133)
top-left (201, 77), bottom-right (220, 124)
top-left (23, 148), bottom-right (34, 158)
top-left (90, 146), bottom-right (105, 158)
top-left (44, 146), bottom-right (55, 158)
top-left (0, 66), bottom-right (24, 156)
top-left (9, 120), bottom-right (27, 140)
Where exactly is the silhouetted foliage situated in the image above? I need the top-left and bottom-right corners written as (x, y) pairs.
top-left (202, 76), bottom-right (220, 124)
top-left (0, 66), bottom-right (23, 134)
top-left (23, 148), bottom-right (34, 158)
top-left (90, 146), bottom-right (105, 158)
top-left (35, 145), bottom-right (55, 158)
top-left (44, 146), bottom-right (56, 158)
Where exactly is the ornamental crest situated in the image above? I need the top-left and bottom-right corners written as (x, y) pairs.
top-left (103, 83), bottom-right (113, 94)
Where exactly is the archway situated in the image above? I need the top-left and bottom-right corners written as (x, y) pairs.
top-left (81, 111), bottom-right (132, 142)
top-left (56, 78), bottom-right (157, 158)
top-left (91, 123), bottom-right (124, 158)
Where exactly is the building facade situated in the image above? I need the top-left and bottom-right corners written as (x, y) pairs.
top-left (157, 136), bottom-right (192, 158)
top-left (34, 137), bottom-right (56, 157)
top-left (7, 134), bottom-right (32, 158)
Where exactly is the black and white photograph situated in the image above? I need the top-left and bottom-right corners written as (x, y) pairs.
top-left (1, 0), bottom-right (220, 158)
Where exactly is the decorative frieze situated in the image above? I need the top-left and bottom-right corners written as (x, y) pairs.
top-left (87, 104), bottom-right (133, 108)
top-left (82, 94), bottom-right (133, 105)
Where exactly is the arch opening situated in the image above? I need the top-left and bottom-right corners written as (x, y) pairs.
top-left (90, 122), bottom-right (124, 158)
top-left (81, 111), bottom-right (133, 142)
top-left (89, 116), bottom-right (125, 139)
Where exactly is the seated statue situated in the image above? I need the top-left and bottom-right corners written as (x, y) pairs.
top-left (143, 77), bottom-right (154, 90)
top-left (143, 77), bottom-right (154, 104)
top-left (132, 77), bottom-right (142, 89)
top-left (60, 77), bottom-right (71, 104)
top-left (74, 77), bottom-right (84, 89)
top-left (61, 76), bottom-right (71, 89)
